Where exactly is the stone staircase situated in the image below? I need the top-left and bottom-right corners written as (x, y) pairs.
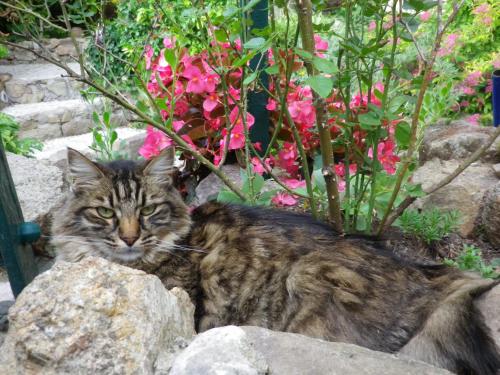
top-left (0, 38), bottom-right (144, 162)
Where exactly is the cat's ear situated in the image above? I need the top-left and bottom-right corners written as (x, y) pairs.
top-left (142, 146), bottom-right (175, 185)
top-left (67, 148), bottom-right (105, 190)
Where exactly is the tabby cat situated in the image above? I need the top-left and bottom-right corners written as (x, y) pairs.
top-left (52, 148), bottom-right (500, 375)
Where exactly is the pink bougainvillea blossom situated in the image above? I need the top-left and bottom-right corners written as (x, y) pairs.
top-left (465, 114), bottom-right (481, 126)
top-left (139, 126), bottom-right (173, 159)
top-left (420, 11), bottom-right (431, 22)
top-left (272, 192), bottom-right (298, 206)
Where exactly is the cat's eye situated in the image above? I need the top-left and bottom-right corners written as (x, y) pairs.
top-left (96, 206), bottom-right (115, 218)
top-left (140, 204), bottom-right (156, 216)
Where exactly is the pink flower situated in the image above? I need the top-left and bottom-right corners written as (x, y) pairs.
top-left (288, 100), bottom-right (316, 128)
top-left (139, 126), bottom-right (173, 159)
top-left (420, 11), bottom-right (431, 22)
top-left (437, 33), bottom-right (460, 57)
top-left (272, 192), bottom-right (298, 206)
top-left (368, 140), bottom-right (400, 175)
top-left (181, 134), bottom-right (197, 150)
top-left (464, 71), bottom-right (482, 87)
top-left (493, 54), bottom-right (500, 69)
top-left (460, 100), bottom-right (470, 108)
top-left (251, 157), bottom-right (272, 175)
top-left (368, 21), bottom-right (377, 32)
top-left (278, 142), bottom-right (298, 161)
top-left (482, 16), bottom-right (493, 26)
top-left (266, 99), bottom-right (277, 111)
top-left (174, 100), bottom-right (189, 117)
top-left (228, 86), bottom-right (241, 105)
top-left (314, 35), bottom-right (329, 52)
top-left (462, 86), bottom-right (475, 95)
top-left (284, 179), bottom-right (306, 189)
top-left (204, 74), bottom-right (219, 93)
top-left (163, 36), bottom-right (176, 49)
top-left (183, 66), bottom-right (206, 94)
top-left (486, 79), bottom-right (493, 94)
top-left (473, 3), bottom-right (490, 15)
top-left (203, 92), bottom-right (219, 112)
top-left (173, 120), bottom-right (185, 132)
top-left (465, 114), bottom-right (481, 126)
top-left (229, 106), bottom-right (255, 129)
top-left (144, 45), bottom-right (154, 70)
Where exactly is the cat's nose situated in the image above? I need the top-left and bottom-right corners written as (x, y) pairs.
top-left (120, 235), bottom-right (139, 247)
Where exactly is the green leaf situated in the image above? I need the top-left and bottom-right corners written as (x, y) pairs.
top-left (389, 96), bottom-right (408, 113)
top-left (305, 75), bottom-right (333, 98)
top-left (358, 112), bottom-right (380, 129)
top-left (265, 64), bottom-right (279, 75)
top-left (406, 183), bottom-right (425, 198)
top-left (243, 72), bottom-right (258, 85)
top-left (312, 169), bottom-right (326, 192)
top-left (92, 112), bottom-right (100, 125)
top-left (217, 190), bottom-right (245, 204)
top-left (244, 37), bottom-right (266, 50)
top-left (253, 173), bottom-right (265, 193)
top-left (395, 121), bottom-right (411, 148)
top-left (110, 130), bottom-right (118, 146)
top-left (312, 57), bottom-right (337, 74)
top-left (103, 111), bottom-right (110, 126)
top-left (163, 49), bottom-right (177, 68)
top-left (294, 48), bottom-right (313, 61)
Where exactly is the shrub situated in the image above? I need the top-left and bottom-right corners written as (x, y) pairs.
top-left (0, 113), bottom-right (42, 157)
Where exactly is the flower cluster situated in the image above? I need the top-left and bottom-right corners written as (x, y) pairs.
top-left (140, 35), bottom-right (401, 207)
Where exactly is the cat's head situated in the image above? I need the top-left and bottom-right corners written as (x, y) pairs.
top-left (52, 147), bottom-right (191, 265)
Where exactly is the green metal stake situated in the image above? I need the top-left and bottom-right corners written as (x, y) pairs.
top-left (246, 0), bottom-right (271, 153)
top-left (0, 140), bottom-right (39, 298)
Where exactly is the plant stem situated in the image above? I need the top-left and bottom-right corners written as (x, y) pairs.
top-left (295, 0), bottom-right (343, 232)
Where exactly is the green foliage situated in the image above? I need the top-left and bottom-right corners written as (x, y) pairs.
top-left (0, 113), bottom-right (42, 157)
top-left (0, 45), bottom-right (8, 59)
top-left (397, 208), bottom-right (461, 244)
top-left (217, 170), bottom-right (279, 206)
top-left (444, 245), bottom-right (500, 279)
top-left (85, 0), bottom-right (226, 85)
top-left (89, 110), bottom-right (127, 161)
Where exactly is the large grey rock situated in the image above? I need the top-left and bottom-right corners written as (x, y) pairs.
top-left (170, 326), bottom-right (452, 375)
top-left (194, 164), bottom-right (280, 205)
top-left (0, 63), bottom-right (83, 104)
top-left (420, 120), bottom-right (500, 164)
top-left (6, 152), bottom-right (64, 221)
top-left (412, 158), bottom-right (498, 237)
top-left (480, 182), bottom-right (500, 248)
top-left (0, 257), bottom-right (195, 375)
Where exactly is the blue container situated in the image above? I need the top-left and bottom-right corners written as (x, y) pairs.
top-left (493, 69), bottom-right (500, 127)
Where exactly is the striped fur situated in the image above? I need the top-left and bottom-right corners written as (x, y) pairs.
top-left (52, 149), bottom-right (500, 375)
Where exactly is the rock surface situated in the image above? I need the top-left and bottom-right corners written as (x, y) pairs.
top-left (171, 326), bottom-right (452, 375)
top-left (6, 152), bottom-right (64, 221)
top-left (480, 182), bottom-right (500, 247)
top-left (194, 164), bottom-right (280, 205)
top-left (412, 158), bottom-right (498, 237)
top-left (0, 257), bottom-right (195, 375)
top-left (420, 120), bottom-right (500, 164)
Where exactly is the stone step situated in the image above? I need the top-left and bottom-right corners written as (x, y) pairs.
top-left (33, 127), bottom-right (146, 169)
top-left (1, 99), bottom-right (127, 141)
top-left (0, 63), bottom-right (82, 105)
